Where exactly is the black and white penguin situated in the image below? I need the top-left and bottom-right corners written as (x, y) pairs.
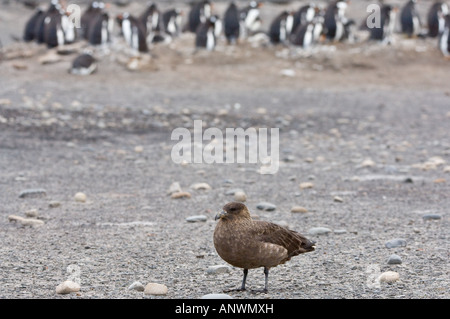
top-left (23, 7), bottom-right (44, 41)
top-left (239, 1), bottom-right (262, 38)
top-left (292, 3), bottom-right (317, 34)
top-left (269, 11), bottom-right (294, 44)
top-left (439, 14), bottom-right (450, 57)
top-left (69, 52), bottom-right (97, 75)
top-left (186, 0), bottom-right (212, 33)
top-left (139, 2), bottom-right (163, 35)
top-left (88, 12), bottom-right (113, 46)
top-left (81, 1), bottom-right (104, 40)
top-left (428, 2), bottom-right (449, 37)
top-left (117, 13), bottom-right (149, 53)
top-left (195, 15), bottom-right (218, 51)
top-left (400, 0), bottom-right (422, 37)
top-left (162, 8), bottom-right (183, 37)
top-left (35, 0), bottom-right (61, 44)
top-left (43, 5), bottom-right (66, 48)
top-left (323, 0), bottom-right (350, 42)
top-left (369, 4), bottom-right (397, 42)
top-left (291, 15), bottom-right (324, 48)
top-left (223, 2), bottom-right (240, 44)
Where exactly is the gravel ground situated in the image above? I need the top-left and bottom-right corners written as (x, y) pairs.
top-left (0, 0), bottom-right (449, 299)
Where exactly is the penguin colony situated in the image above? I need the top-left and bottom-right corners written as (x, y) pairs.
top-left (22, 0), bottom-right (450, 74)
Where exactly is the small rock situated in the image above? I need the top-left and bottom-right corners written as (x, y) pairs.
top-left (299, 182), bottom-right (314, 189)
top-left (403, 177), bottom-right (414, 183)
top-left (256, 202), bottom-right (276, 211)
top-left (233, 191), bottom-right (247, 202)
top-left (144, 283), bottom-right (168, 295)
top-left (333, 196), bottom-right (344, 203)
top-left (49, 201), bottom-right (61, 208)
top-left (433, 178), bottom-right (446, 183)
top-left (25, 209), bottom-right (38, 218)
top-left (206, 265), bottom-right (231, 275)
top-left (443, 166), bottom-right (450, 173)
top-left (360, 158), bottom-right (376, 168)
top-left (128, 281), bottom-right (145, 292)
top-left (74, 192), bottom-right (87, 203)
top-left (19, 188), bottom-right (47, 198)
top-left (171, 191), bottom-right (191, 199)
top-left (378, 271), bottom-right (400, 283)
top-left (387, 254), bottom-right (402, 265)
top-left (201, 293), bottom-right (233, 299)
top-left (422, 214), bottom-right (442, 221)
top-left (55, 280), bottom-right (80, 294)
top-left (225, 188), bottom-right (244, 196)
top-left (190, 183), bottom-right (212, 191)
top-left (308, 227), bottom-right (332, 235)
top-left (134, 145), bottom-right (144, 153)
top-left (334, 229), bottom-right (347, 234)
top-left (385, 238), bottom-right (407, 249)
top-left (167, 182), bottom-right (182, 195)
top-left (186, 215), bottom-right (207, 223)
top-left (291, 206), bottom-right (308, 213)
top-left (8, 215), bottom-right (44, 227)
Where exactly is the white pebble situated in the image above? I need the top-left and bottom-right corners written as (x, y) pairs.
top-left (190, 183), bottom-right (212, 191)
top-left (128, 281), bottom-right (145, 292)
top-left (74, 192), bottom-right (87, 203)
top-left (144, 283), bottom-right (168, 295)
top-left (8, 215), bottom-right (44, 227)
top-left (233, 191), bottom-right (247, 202)
top-left (55, 280), bottom-right (80, 294)
top-left (378, 271), bottom-right (400, 283)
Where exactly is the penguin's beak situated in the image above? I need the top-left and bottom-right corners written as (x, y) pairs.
top-left (215, 211), bottom-right (228, 221)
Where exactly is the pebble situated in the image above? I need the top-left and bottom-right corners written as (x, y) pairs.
top-left (25, 209), bottom-right (38, 218)
top-left (8, 215), bottom-right (44, 227)
top-left (134, 145), bottom-right (144, 153)
top-left (291, 206), bottom-right (308, 213)
top-left (19, 188), bottom-right (47, 198)
top-left (74, 192), bottom-right (87, 203)
top-left (334, 229), bottom-right (347, 234)
top-left (190, 183), bottom-right (212, 191)
top-left (49, 201), bottom-right (61, 208)
top-left (385, 238), bottom-right (407, 249)
top-left (360, 158), bottom-right (376, 168)
top-left (144, 283), bottom-right (168, 295)
top-left (387, 254), bottom-right (403, 265)
top-left (308, 227), bottom-right (332, 235)
top-left (422, 214), bottom-right (442, 221)
top-left (233, 191), bottom-right (247, 202)
top-left (206, 265), bottom-right (231, 275)
top-left (378, 271), bottom-right (400, 283)
top-left (186, 215), bottom-right (207, 223)
top-left (55, 280), bottom-right (81, 294)
top-left (128, 281), bottom-right (145, 292)
top-left (256, 202), bottom-right (276, 211)
top-left (299, 182), bottom-right (314, 189)
top-left (167, 182), bottom-right (182, 195)
top-left (171, 191), bottom-right (191, 199)
top-left (225, 188), bottom-right (244, 196)
top-left (333, 196), bottom-right (344, 203)
top-left (201, 294), bottom-right (233, 299)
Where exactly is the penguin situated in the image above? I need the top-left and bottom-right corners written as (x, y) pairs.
top-left (439, 14), bottom-right (450, 57)
top-left (186, 0), bottom-right (211, 33)
top-left (35, 0), bottom-right (61, 44)
top-left (223, 2), bottom-right (240, 44)
top-left (162, 9), bottom-right (183, 37)
top-left (43, 6), bottom-right (66, 48)
top-left (291, 15), bottom-right (324, 48)
top-left (369, 4), bottom-right (397, 42)
top-left (81, 1), bottom-right (104, 40)
top-left (323, 0), bottom-right (349, 42)
top-left (269, 11), bottom-right (294, 44)
top-left (195, 15), bottom-right (218, 51)
top-left (428, 2), bottom-right (449, 37)
top-left (88, 12), bottom-right (113, 46)
top-left (139, 2), bottom-right (163, 35)
top-left (69, 52), bottom-right (97, 75)
top-left (400, 0), bottom-right (422, 37)
top-left (239, 1), bottom-right (262, 38)
top-left (117, 13), bottom-right (149, 53)
top-left (23, 7), bottom-right (44, 41)
top-left (292, 3), bottom-right (317, 34)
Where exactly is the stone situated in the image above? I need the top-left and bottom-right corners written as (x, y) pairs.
top-left (190, 183), bottom-right (212, 191)
top-left (55, 280), bottom-right (80, 294)
top-left (8, 215), bottom-right (44, 227)
top-left (25, 209), bottom-right (38, 218)
top-left (49, 201), bottom-right (61, 208)
top-left (256, 202), bottom-right (276, 211)
top-left (186, 215), bottom-right (207, 223)
top-left (422, 214), bottom-right (442, 221)
top-left (308, 227), bottom-right (332, 235)
top-left (134, 145), bottom-right (144, 153)
top-left (171, 191), bottom-right (191, 199)
top-left (144, 283), bottom-right (168, 295)
top-left (387, 254), bottom-right (402, 265)
top-left (233, 191), bottom-right (247, 202)
top-left (433, 178), bottom-right (446, 183)
top-left (299, 182), bottom-right (314, 189)
top-left (74, 192), bottom-right (87, 203)
top-left (333, 196), bottom-right (344, 203)
top-left (378, 271), bottom-right (400, 283)
top-left (360, 158), bottom-right (376, 168)
top-left (201, 294), bottom-right (233, 299)
top-left (128, 281), bottom-right (145, 292)
top-left (19, 188), bottom-right (47, 198)
top-left (225, 188), bottom-right (244, 196)
top-left (206, 265), bottom-right (231, 275)
top-left (291, 206), bottom-right (308, 213)
top-left (385, 238), bottom-right (407, 249)
top-left (167, 182), bottom-right (182, 195)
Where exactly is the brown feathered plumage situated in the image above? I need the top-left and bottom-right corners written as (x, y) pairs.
top-left (214, 202), bottom-right (315, 292)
